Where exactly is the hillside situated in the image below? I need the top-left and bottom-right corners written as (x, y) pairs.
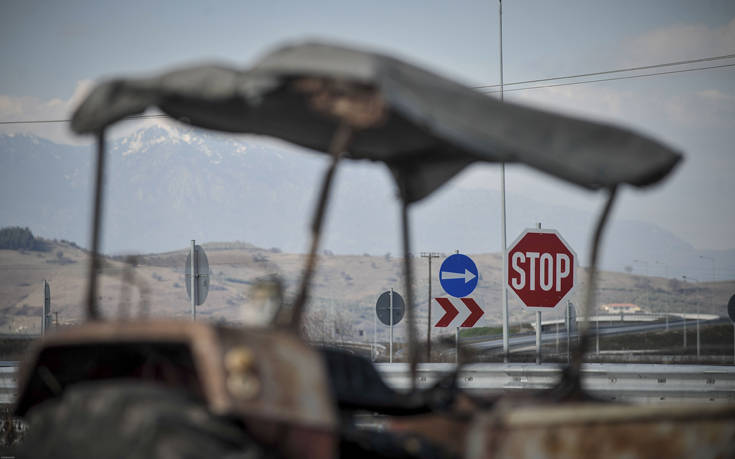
top-left (1, 241), bottom-right (733, 340)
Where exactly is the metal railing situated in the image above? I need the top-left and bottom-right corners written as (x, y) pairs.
top-left (0, 364), bottom-right (17, 406)
top-left (3, 361), bottom-right (734, 406)
top-left (376, 362), bottom-right (735, 403)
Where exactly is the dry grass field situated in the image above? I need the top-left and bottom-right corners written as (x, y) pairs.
top-left (1, 241), bottom-right (733, 341)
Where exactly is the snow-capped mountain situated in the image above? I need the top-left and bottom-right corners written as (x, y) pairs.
top-left (0, 125), bottom-right (329, 253)
top-left (1, 126), bottom-right (733, 280)
top-left (111, 124), bottom-right (247, 160)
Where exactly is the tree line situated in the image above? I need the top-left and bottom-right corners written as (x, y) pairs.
top-left (0, 226), bottom-right (50, 251)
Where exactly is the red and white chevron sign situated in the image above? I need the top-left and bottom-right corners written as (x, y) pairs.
top-left (434, 297), bottom-right (484, 328)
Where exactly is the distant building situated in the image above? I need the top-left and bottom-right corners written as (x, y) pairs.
top-left (601, 303), bottom-right (641, 314)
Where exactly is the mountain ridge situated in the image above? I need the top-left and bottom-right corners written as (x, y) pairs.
top-left (1, 126), bottom-right (733, 281)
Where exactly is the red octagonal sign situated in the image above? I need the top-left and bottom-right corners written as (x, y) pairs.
top-left (506, 228), bottom-right (577, 309)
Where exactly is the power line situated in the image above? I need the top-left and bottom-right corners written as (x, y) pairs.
top-left (2, 56), bottom-right (735, 126)
top-left (0, 118), bottom-right (74, 125)
top-left (474, 53), bottom-right (735, 89)
top-left (482, 62), bottom-right (735, 94)
top-left (0, 114), bottom-right (167, 126)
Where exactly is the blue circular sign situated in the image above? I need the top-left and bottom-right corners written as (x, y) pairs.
top-left (439, 254), bottom-right (479, 298)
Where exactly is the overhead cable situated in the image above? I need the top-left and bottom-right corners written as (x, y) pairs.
top-left (474, 53), bottom-right (735, 89)
top-left (481, 62), bottom-right (735, 94)
top-left (2, 56), bottom-right (735, 125)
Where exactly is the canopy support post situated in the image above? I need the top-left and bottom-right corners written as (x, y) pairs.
top-left (399, 181), bottom-right (419, 392)
top-left (570, 186), bottom-right (618, 383)
top-left (291, 122), bottom-right (351, 330)
top-left (85, 130), bottom-right (107, 320)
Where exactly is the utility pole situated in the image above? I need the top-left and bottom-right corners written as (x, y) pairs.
top-left (683, 276), bottom-right (700, 359)
top-left (683, 310), bottom-right (687, 348)
top-left (535, 223), bottom-right (542, 365)
top-left (701, 255), bottom-right (716, 359)
top-left (498, 0), bottom-right (510, 363)
top-left (455, 326), bottom-right (460, 364)
top-left (373, 304), bottom-right (377, 361)
top-left (633, 259), bottom-right (650, 313)
top-left (421, 252), bottom-right (442, 362)
top-left (655, 260), bottom-right (669, 330)
top-left (699, 255), bottom-right (716, 282)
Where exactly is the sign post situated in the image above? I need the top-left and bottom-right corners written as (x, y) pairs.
top-left (507, 228), bottom-right (576, 362)
top-left (534, 223), bottom-right (542, 364)
top-left (42, 280), bottom-right (51, 335)
top-left (727, 294), bottom-right (735, 365)
top-left (506, 228), bottom-right (577, 310)
top-left (536, 310), bottom-right (541, 364)
top-left (439, 254), bottom-right (479, 299)
top-left (376, 289), bottom-right (405, 364)
top-left (185, 240), bottom-right (210, 320)
top-left (435, 253), bottom-right (483, 363)
top-left (191, 240), bottom-right (196, 320)
top-left (390, 288), bottom-right (394, 363)
top-left (566, 301), bottom-right (576, 363)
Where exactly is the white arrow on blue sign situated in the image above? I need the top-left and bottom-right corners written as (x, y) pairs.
top-left (439, 253), bottom-right (479, 298)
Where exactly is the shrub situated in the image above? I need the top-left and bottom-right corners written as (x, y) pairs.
top-left (252, 253), bottom-right (269, 263)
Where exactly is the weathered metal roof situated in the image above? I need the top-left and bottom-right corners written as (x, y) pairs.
top-left (71, 41), bottom-right (682, 203)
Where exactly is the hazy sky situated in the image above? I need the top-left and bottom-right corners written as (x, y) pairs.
top-left (1, 0), bottom-right (734, 251)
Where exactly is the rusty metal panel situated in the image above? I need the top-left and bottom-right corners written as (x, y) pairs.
top-left (14, 320), bottom-right (336, 432)
top-left (216, 326), bottom-right (337, 429)
top-left (292, 77), bottom-right (387, 129)
top-left (465, 402), bottom-right (735, 459)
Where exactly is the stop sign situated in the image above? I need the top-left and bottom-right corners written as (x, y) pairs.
top-left (506, 228), bottom-right (576, 309)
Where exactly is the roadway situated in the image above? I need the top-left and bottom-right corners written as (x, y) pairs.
top-left (466, 317), bottom-right (731, 352)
